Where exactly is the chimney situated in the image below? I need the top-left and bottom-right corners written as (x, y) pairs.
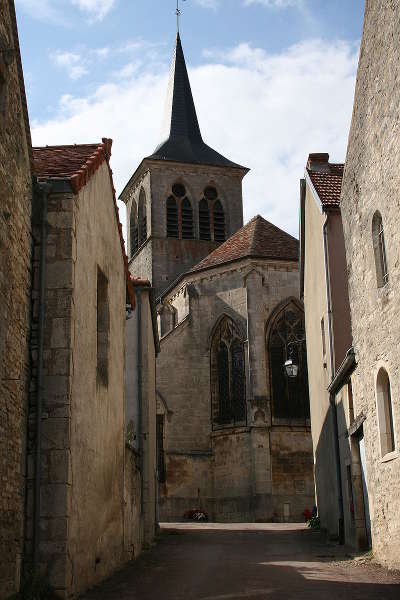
top-left (307, 153), bottom-right (330, 172)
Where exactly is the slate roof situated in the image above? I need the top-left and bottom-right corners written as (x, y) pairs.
top-left (191, 215), bottom-right (299, 273)
top-left (32, 139), bottom-right (136, 307)
top-left (147, 33), bottom-right (247, 171)
top-left (307, 163), bottom-right (344, 207)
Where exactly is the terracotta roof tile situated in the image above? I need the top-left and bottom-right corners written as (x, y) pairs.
top-left (191, 215), bottom-right (299, 273)
top-left (307, 163), bottom-right (344, 207)
top-left (33, 139), bottom-right (136, 308)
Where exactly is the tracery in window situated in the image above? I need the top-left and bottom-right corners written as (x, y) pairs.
top-left (129, 200), bottom-right (138, 257)
top-left (199, 198), bottom-right (211, 240)
top-left (166, 183), bottom-right (194, 239)
top-left (211, 316), bottom-right (246, 427)
top-left (372, 211), bottom-right (388, 288)
top-left (268, 301), bottom-right (310, 421)
top-left (138, 189), bottom-right (147, 245)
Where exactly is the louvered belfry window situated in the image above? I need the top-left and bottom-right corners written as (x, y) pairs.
top-left (211, 316), bottom-right (246, 428)
top-left (129, 201), bottom-right (138, 257)
top-left (213, 200), bottom-right (225, 242)
top-left (167, 196), bottom-right (179, 238)
top-left (138, 189), bottom-right (147, 246)
top-left (199, 198), bottom-right (211, 240)
top-left (181, 197), bottom-right (194, 239)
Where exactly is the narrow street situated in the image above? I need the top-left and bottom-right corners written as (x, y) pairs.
top-left (82, 524), bottom-right (400, 599)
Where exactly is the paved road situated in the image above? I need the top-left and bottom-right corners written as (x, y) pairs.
top-left (82, 523), bottom-right (400, 599)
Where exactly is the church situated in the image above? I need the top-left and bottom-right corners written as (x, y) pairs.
top-left (120, 33), bottom-right (314, 522)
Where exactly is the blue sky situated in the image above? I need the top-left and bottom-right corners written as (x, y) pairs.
top-left (15, 0), bottom-right (365, 236)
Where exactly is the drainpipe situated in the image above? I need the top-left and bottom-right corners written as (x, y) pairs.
top-left (136, 289), bottom-right (144, 515)
top-left (323, 213), bottom-right (345, 544)
top-left (33, 181), bottom-right (51, 572)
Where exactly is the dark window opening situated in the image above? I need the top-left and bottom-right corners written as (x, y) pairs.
top-left (181, 197), bottom-right (194, 239)
top-left (97, 267), bottom-right (109, 387)
top-left (129, 203), bottom-right (138, 257)
top-left (157, 415), bottom-right (166, 483)
top-left (0, 72), bottom-right (6, 120)
top-left (213, 200), bottom-right (225, 242)
top-left (172, 183), bottom-right (186, 198)
top-left (199, 198), bottom-right (211, 240)
top-left (372, 211), bottom-right (388, 287)
top-left (204, 186), bottom-right (218, 201)
top-left (211, 317), bottom-right (246, 428)
top-left (348, 380), bottom-right (354, 424)
top-left (138, 190), bottom-right (147, 246)
top-left (269, 304), bottom-right (310, 421)
top-left (167, 196), bottom-right (179, 238)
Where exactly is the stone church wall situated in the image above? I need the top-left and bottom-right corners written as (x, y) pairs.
top-left (340, 0), bottom-right (400, 569)
top-left (157, 259), bottom-right (314, 522)
top-left (0, 2), bottom-right (32, 596)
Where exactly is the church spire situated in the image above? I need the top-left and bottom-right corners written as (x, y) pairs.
top-left (148, 33), bottom-right (247, 171)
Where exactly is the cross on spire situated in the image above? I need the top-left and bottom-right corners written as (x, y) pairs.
top-left (176, 0), bottom-right (186, 33)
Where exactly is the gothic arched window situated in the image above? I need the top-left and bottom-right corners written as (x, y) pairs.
top-left (181, 197), bottom-right (194, 239)
top-left (138, 189), bottom-right (147, 246)
top-left (166, 196), bottom-right (178, 238)
top-left (372, 211), bottom-right (388, 287)
top-left (213, 199), bottom-right (225, 242)
top-left (268, 301), bottom-right (310, 422)
top-left (376, 368), bottom-right (395, 457)
top-left (129, 201), bottom-right (138, 257)
top-left (199, 198), bottom-right (211, 240)
top-left (211, 316), bottom-right (246, 428)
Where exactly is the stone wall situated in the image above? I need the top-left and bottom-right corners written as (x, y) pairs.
top-left (0, 2), bottom-right (32, 596)
top-left (340, 0), bottom-right (400, 569)
top-left (157, 258), bottom-right (314, 522)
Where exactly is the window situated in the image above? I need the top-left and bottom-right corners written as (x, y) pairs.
top-left (321, 317), bottom-right (326, 359)
top-left (376, 368), bottom-right (395, 457)
top-left (268, 302), bottom-right (310, 421)
top-left (372, 211), bottom-right (388, 287)
top-left (138, 189), bottom-right (147, 246)
top-left (213, 200), bottom-right (225, 242)
top-left (157, 415), bottom-right (166, 483)
top-left (211, 316), bottom-right (246, 427)
top-left (199, 198), bottom-right (211, 240)
top-left (97, 267), bottom-right (109, 387)
top-left (348, 379), bottom-right (354, 424)
top-left (181, 197), bottom-right (194, 239)
top-left (0, 71), bottom-right (6, 122)
top-left (166, 196), bottom-right (178, 238)
top-left (129, 201), bottom-right (138, 257)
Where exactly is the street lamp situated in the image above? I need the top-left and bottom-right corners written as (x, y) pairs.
top-left (284, 357), bottom-right (299, 379)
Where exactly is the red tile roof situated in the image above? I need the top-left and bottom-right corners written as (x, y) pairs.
top-left (33, 139), bottom-right (136, 308)
top-left (307, 163), bottom-right (344, 207)
top-left (191, 215), bottom-right (299, 273)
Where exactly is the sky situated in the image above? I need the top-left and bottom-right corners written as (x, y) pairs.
top-left (15, 0), bottom-right (365, 237)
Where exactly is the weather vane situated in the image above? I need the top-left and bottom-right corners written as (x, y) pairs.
top-left (176, 0), bottom-right (187, 33)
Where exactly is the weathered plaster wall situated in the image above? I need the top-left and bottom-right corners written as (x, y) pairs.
top-left (302, 183), bottom-right (340, 537)
top-left (0, 3), bottom-right (32, 595)
top-left (157, 259), bottom-right (314, 522)
top-left (340, 0), bottom-right (400, 568)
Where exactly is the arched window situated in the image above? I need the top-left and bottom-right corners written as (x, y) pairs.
top-left (213, 200), bottom-right (225, 242)
top-left (376, 368), bottom-right (395, 457)
top-left (129, 201), bottom-right (138, 257)
top-left (181, 197), bottom-right (194, 239)
top-left (138, 189), bottom-right (147, 246)
top-left (372, 211), bottom-right (388, 287)
top-left (199, 198), bottom-right (211, 240)
top-left (268, 301), bottom-right (310, 421)
top-left (211, 316), bottom-right (246, 427)
top-left (166, 196), bottom-right (178, 238)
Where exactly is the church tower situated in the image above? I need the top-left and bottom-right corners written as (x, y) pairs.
top-left (120, 33), bottom-right (249, 297)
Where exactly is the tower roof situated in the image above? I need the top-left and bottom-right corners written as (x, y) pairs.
top-left (191, 215), bottom-right (299, 273)
top-left (147, 33), bottom-right (247, 171)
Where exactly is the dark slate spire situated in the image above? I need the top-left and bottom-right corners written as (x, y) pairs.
top-left (147, 34), bottom-right (247, 171)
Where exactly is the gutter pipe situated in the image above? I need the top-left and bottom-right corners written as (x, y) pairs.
top-left (323, 213), bottom-right (345, 544)
top-left (33, 181), bottom-right (51, 572)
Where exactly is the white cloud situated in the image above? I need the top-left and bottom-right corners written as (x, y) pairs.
top-left (70, 0), bottom-right (115, 21)
top-left (52, 51), bottom-right (88, 80)
top-left (15, 0), bottom-right (66, 24)
top-left (244, 0), bottom-right (303, 8)
top-left (195, 0), bottom-right (220, 9)
top-left (32, 38), bottom-right (358, 240)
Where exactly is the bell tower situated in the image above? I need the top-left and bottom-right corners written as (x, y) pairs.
top-left (120, 33), bottom-right (249, 298)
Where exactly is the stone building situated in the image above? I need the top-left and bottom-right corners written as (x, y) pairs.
top-left (300, 154), bottom-right (370, 550)
top-left (26, 140), bottom-right (157, 596)
top-left (338, 0), bottom-right (400, 569)
top-left (0, 1), bottom-right (33, 597)
top-left (121, 32), bottom-right (314, 523)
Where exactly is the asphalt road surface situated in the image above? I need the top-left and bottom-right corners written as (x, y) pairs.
top-left (82, 523), bottom-right (400, 599)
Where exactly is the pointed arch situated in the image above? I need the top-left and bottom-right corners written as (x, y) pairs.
top-left (266, 298), bottom-right (310, 422)
top-left (213, 199), bottom-right (225, 242)
top-left (199, 198), bottom-right (211, 240)
top-left (138, 188), bottom-right (147, 245)
top-left (129, 200), bottom-right (138, 257)
top-left (210, 315), bottom-right (246, 428)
